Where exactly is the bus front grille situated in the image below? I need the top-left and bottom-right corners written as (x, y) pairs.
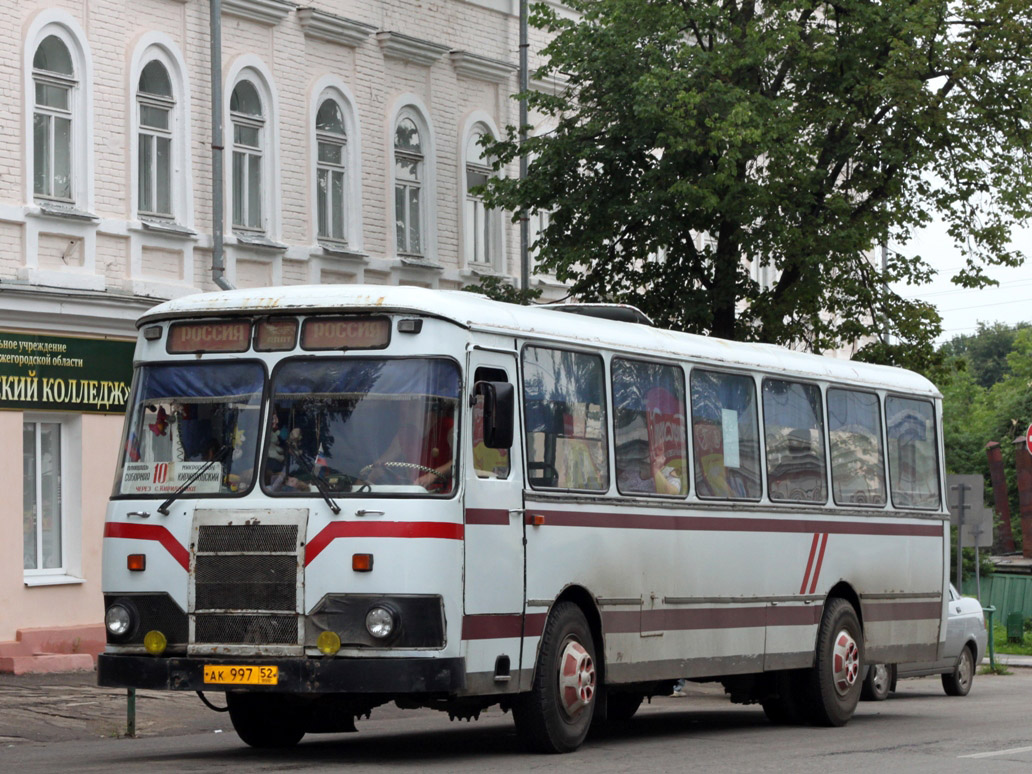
top-left (191, 516), bottom-right (305, 649)
top-left (194, 613), bottom-right (298, 645)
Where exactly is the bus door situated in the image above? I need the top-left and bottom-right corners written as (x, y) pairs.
top-left (463, 348), bottom-right (525, 620)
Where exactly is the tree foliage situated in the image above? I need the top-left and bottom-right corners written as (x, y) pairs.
top-left (929, 324), bottom-right (1032, 551)
top-left (482, 0), bottom-right (1032, 355)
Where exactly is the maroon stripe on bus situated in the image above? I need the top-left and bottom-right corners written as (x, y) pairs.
top-left (524, 509), bottom-right (943, 537)
top-left (462, 612), bottom-right (547, 640)
top-left (305, 521), bottom-right (464, 565)
top-left (863, 600), bottom-right (943, 622)
top-left (103, 522), bottom-right (190, 571)
top-left (465, 508), bottom-right (511, 526)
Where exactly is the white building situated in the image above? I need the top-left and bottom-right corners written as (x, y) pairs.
top-left (0, 0), bottom-right (560, 672)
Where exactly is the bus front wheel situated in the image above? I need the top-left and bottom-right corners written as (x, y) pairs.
top-left (514, 601), bottom-right (598, 753)
top-left (226, 693), bottom-right (306, 748)
top-left (805, 598), bottom-right (863, 726)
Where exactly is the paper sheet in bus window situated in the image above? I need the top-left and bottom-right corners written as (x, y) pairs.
top-left (721, 409), bottom-right (740, 468)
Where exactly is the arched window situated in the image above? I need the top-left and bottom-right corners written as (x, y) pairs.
top-left (464, 125), bottom-right (496, 267)
top-left (231, 80), bottom-right (264, 231)
top-left (394, 116), bottom-right (423, 256)
top-left (137, 60), bottom-right (174, 217)
top-left (316, 99), bottom-right (347, 243)
top-left (33, 35), bottom-right (75, 201)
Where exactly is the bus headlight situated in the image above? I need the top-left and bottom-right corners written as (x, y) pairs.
top-left (105, 604), bottom-right (134, 637)
top-left (365, 606), bottom-right (397, 640)
top-left (143, 630), bottom-right (167, 655)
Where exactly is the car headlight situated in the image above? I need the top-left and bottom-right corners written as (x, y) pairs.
top-left (105, 603), bottom-right (134, 637)
top-left (365, 605), bottom-right (398, 640)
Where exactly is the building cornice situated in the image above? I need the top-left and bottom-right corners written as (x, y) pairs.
top-left (449, 51), bottom-right (517, 84)
top-left (222, 0), bottom-right (295, 26)
top-left (297, 8), bottom-right (376, 47)
top-left (376, 31), bottom-right (450, 67)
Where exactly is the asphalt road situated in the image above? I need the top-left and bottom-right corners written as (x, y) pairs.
top-left (2, 669), bottom-right (1031, 773)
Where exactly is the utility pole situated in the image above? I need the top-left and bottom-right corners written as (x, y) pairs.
top-left (518, 0), bottom-right (529, 294)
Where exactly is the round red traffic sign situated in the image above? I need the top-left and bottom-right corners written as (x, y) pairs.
top-left (1027, 422), bottom-right (1032, 456)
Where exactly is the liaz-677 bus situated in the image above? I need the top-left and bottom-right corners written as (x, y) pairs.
top-left (98, 285), bottom-right (948, 752)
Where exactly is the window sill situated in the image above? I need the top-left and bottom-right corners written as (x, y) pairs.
top-left (232, 231), bottom-right (288, 251)
top-left (397, 256), bottom-right (444, 272)
top-left (24, 574), bottom-right (85, 588)
top-left (134, 218), bottom-right (197, 238)
top-left (17, 267), bottom-right (107, 292)
top-left (317, 242), bottom-right (367, 261)
top-left (29, 202), bottom-right (99, 223)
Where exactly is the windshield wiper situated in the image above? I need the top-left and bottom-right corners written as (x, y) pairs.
top-left (157, 445), bottom-right (230, 515)
top-left (309, 474), bottom-right (342, 515)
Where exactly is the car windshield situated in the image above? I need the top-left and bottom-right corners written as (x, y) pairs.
top-left (265, 358), bottom-right (460, 496)
top-left (115, 362), bottom-right (264, 496)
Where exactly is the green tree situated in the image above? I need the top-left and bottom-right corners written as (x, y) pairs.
top-left (483, 0), bottom-right (1032, 356)
top-left (940, 322), bottom-right (1032, 389)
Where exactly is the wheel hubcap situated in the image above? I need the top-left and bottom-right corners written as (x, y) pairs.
top-left (558, 639), bottom-right (596, 718)
top-left (832, 630), bottom-right (860, 696)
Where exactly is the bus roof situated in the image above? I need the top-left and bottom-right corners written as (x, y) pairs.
top-left (139, 285), bottom-right (939, 397)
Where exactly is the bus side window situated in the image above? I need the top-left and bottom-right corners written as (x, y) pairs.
top-left (886, 396), bottom-right (940, 509)
top-left (472, 367), bottom-right (511, 479)
top-left (690, 369), bottom-right (761, 500)
top-left (612, 358), bottom-right (688, 497)
top-left (522, 346), bottom-right (608, 491)
top-left (762, 379), bottom-right (827, 504)
top-left (827, 388), bottom-right (886, 507)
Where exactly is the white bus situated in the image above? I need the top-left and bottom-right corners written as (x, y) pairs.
top-left (98, 285), bottom-right (948, 753)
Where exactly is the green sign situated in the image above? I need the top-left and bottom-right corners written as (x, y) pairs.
top-left (0, 330), bottom-right (135, 414)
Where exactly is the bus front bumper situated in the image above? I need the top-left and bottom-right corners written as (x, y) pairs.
top-left (97, 653), bottom-right (466, 694)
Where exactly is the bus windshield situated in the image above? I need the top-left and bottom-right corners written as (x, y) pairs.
top-left (264, 358), bottom-right (460, 496)
top-left (115, 362), bottom-right (265, 496)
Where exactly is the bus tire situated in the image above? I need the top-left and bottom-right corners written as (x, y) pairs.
top-left (514, 601), bottom-right (598, 753)
top-left (226, 693), bottom-right (306, 748)
top-left (805, 598), bottom-right (863, 727)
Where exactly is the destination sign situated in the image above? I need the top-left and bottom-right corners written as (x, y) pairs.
top-left (255, 318), bottom-right (298, 352)
top-left (120, 461), bottom-right (222, 495)
top-left (168, 321), bottom-right (251, 353)
top-left (301, 316), bottom-right (391, 351)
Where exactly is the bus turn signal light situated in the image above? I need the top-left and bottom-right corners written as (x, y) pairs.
top-left (127, 554), bottom-right (146, 572)
top-left (352, 553), bottom-right (373, 572)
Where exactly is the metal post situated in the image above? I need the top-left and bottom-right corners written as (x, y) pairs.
top-left (951, 482), bottom-right (969, 591)
top-left (985, 606), bottom-right (997, 669)
top-left (210, 0), bottom-right (232, 290)
top-left (518, 0), bottom-right (529, 295)
top-left (127, 688), bottom-right (136, 738)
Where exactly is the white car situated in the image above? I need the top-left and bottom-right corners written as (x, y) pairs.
top-left (862, 584), bottom-right (988, 700)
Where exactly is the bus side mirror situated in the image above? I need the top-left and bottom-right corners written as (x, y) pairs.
top-left (474, 381), bottom-right (514, 449)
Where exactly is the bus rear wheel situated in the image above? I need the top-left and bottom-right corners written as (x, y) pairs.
top-left (514, 601), bottom-right (598, 753)
top-left (226, 693), bottom-right (306, 748)
top-left (804, 598), bottom-right (863, 726)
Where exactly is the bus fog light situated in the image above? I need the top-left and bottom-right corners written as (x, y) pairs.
top-left (317, 631), bottom-right (342, 655)
top-left (366, 606), bottom-right (397, 639)
top-left (143, 630), bottom-right (167, 655)
top-left (105, 604), bottom-right (133, 637)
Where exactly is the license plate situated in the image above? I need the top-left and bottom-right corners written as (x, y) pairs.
top-left (203, 665), bottom-right (279, 685)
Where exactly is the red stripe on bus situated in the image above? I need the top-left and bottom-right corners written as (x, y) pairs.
top-left (462, 613), bottom-right (547, 640)
top-left (304, 521), bottom-right (464, 565)
top-left (523, 510), bottom-right (943, 537)
top-left (800, 533), bottom-right (821, 594)
top-left (465, 508), bottom-right (511, 526)
top-left (808, 533), bottom-right (829, 594)
top-left (103, 522), bottom-right (190, 571)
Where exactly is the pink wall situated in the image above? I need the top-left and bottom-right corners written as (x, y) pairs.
top-left (0, 412), bottom-right (123, 642)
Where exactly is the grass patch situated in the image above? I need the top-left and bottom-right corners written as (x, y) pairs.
top-left (990, 623), bottom-right (1032, 656)
top-left (979, 662), bottom-right (1011, 676)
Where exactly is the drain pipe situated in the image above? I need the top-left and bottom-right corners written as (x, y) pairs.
top-left (210, 0), bottom-right (233, 290)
